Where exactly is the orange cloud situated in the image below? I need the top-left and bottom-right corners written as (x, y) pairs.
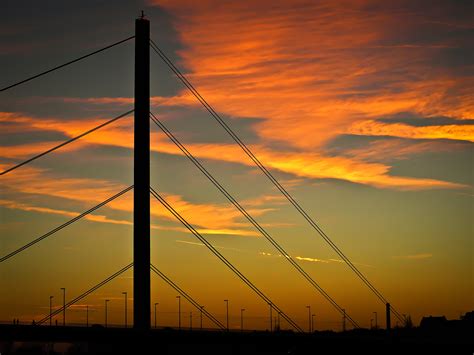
top-left (0, 140), bottom-right (89, 159)
top-left (0, 163), bottom-right (266, 236)
top-left (154, 141), bottom-right (465, 190)
top-left (151, 192), bottom-right (256, 230)
top-left (241, 194), bottom-right (287, 207)
top-left (1, 112), bottom-right (466, 190)
top-left (5, 1), bottom-right (470, 193)
top-left (348, 120), bottom-right (474, 142)
top-left (0, 199), bottom-right (133, 226)
top-left (148, 0), bottom-right (472, 154)
top-left (344, 139), bottom-right (466, 161)
top-left (0, 197), bottom-right (260, 237)
top-left (0, 164), bottom-right (125, 204)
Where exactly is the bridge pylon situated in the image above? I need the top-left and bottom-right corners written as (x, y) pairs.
top-left (133, 15), bottom-right (151, 330)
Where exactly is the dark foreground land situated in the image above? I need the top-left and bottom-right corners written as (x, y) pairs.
top-left (0, 324), bottom-right (473, 354)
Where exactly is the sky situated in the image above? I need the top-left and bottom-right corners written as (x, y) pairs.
top-left (0, 0), bottom-right (472, 330)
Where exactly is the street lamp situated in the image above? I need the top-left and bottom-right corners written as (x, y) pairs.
top-left (312, 314), bottom-right (315, 333)
top-left (342, 309), bottom-right (346, 332)
top-left (224, 299), bottom-right (229, 331)
top-left (49, 296), bottom-right (54, 326)
top-left (176, 296), bottom-right (181, 330)
top-left (373, 311), bottom-right (378, 329)
top-left (105, 299), bottom-right (110, 328)
top-left (154, 303), bottom-right (159, 328)
top-left (306, 305), bottom-right (311, 333)
top-left (60, 288), bottom-right (66, 326)
top-left (240, 309), bottom-right (245, 332)
top-left (269, 303), bottom-right (273, 332)
top-left (122, 292), bottom-right (128, 328)
top-left (200, 306), bottom-right (204, 330)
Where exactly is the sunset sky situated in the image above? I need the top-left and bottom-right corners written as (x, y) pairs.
top-left (0, 0), bottom-right (472, 330)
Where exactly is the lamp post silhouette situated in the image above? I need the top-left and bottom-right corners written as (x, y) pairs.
top-left (240, 308), bottom-right (245, 332)
top-left (122, 292), bottom-right (128, 328)
top-left (342, 309), bottom-right (346, 332)
top-left (176, 296), bottom-right (181, 330)
top-left (306, 305), bottom-right (311, 333)
top-left (200, 306), bottom-right (204, 330)
top-left (60, 288), bottom-right (66, 326)
top-left (312, 314), bottom-right (315, 333)
top-left (224, 299), bottom-right (229, 331)
top-left (154, 303), bottom-right (159, 328)
top-left (105, 299), bottom-right (110, 328)
top-left (373, 311), bottom-right (378, 329)
top-left (49, 296), bottom-right (53, 326)
top-left (269, 303), bottom-right (273, 332)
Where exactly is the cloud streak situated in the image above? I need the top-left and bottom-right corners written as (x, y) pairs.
top-left (348, 120), bottom-right (474, 142)
top-left (1, 112), bottom-right (466, 190)
top-left (392, 253), bottom-right (433, 260)
top-left (0, 164), bottom-right (267, 237)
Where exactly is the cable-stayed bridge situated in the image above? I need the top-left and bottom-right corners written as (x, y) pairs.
top-left (1, 15), bottom-right (404, 337)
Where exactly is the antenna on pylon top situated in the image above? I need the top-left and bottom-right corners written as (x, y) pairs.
top-left (140, 10), bottom-right (145, 19)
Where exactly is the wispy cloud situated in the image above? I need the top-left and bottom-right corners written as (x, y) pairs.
top-left (393, 253), bottom-right (433, 260)
top-left (344, 139), bottom-right (466, 162)
top-left (0, 199), bottom-right (133, 226)
top-left (258, 254), bottom-right (373, 268)
top-left (295, 256), bottom-right (330, 264)
top-left (0, 163), bottom-right (270, 237)
top-left (175, 239), bottom-right (251, 253)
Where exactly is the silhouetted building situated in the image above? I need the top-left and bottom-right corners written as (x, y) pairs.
top-left (461, 311), bottom-right (474, 323)
top-left (420, 316), bottom-right (447, 329)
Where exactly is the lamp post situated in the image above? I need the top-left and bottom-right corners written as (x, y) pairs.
top-left (154, 303), bottom-right (159, 328)
top-left (306, 305), bottom-right (311, 333)
top-left (342, 309), bottom-right (346, 332)
top-left (200, 306), bottom-right (204, 330)
top-left (269, 303), bottom-right (273, 332)
top-left (176, 296), bottom-right (181, 330)
top-left (122, 292), bottom-right (128, 328)
top-left (105, 300), bottom-right (110, 328)
top-left (49, 296), bottom-right (53, 326)
top-left (373, 311), bottom-right (378, 329)
top-left (312, 314), bottom-right (315, 333)
top-left (224, 299), bottom-right (229, 331)
top-left (60, 288), bottom-right (66, 326)
top-left (240, 309), bottom-right (245, 332)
